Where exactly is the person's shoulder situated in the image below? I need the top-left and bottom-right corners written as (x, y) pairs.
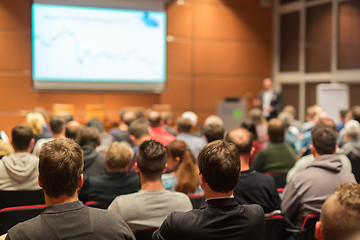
top-left (7, 215), bottom-right (42, 238)
top-left (242, 204), bottom-right (265, 219)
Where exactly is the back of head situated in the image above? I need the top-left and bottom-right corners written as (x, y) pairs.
top-left (320, 183), bottom-right (360, 240)
top-left (344, 120), bottom-right (360, 140)
top-left (241, 120), bottom-right (258, 140)
top-left (351, 106), bottom-right (360, 123)
top-left (176, 117), bottom-right (193, 133)
top-left (39, 138), bottom-right (83, 198)
top-left (0, 140), bottom-right (14, 157)
top-left (12, 125), bottom-right (33, 151)
top-left (49, 115), bottom-right (65, 135)
top-left (121, 110), bottom-right (136, 126)
top-left (25, 112), bottom-right (45, 136)
top-left (268, 118), bottom-right (285, 143)
top-left (204, 115), bottom-right (223, 128)
top-left (316, 117), bottom-right (336, 131)
top-left (181, 111), bottom-right (198, 127)
top-left (76, 126), bottom-right (100, 148)
top-left (129, 118), bottom-right (149, 139)
top-left (66, 120), bottom-right (82, 139)
top-left (249, 108), bottom-right (264, 125)
top-left (87, 118), bottom-right (104, 133)
top-left (106, 142), bottom-right (134, 170)
top-left (137, 140), bottom-right (166, 181)
top-left (311, 126), bottom-right (337, 155)
top-left (148, 111), bottom-right (161, 128)
top-left (198, 140), bottom-right (240, 193)
top-left (203, 124), bottom-right (225, 143)
top-left (283, 105), bottom-right (296, 118)
top-left (225, 128), bottom-right (253, 155)
top-left (278, 111), bottom-right (294, 128)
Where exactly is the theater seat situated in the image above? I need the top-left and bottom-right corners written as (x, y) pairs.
top-left (0, 205), bottom-right (45, 235)
top-left (0, 190), bottom-right (45, 209)
top-left (286, 214), bottom-right (319, 240)
top-left (133, 228), bottom-right (158, 240)
top-left (265, 215), bottom-right (286, 240)
top-left (84, 200), bottom-right (110, 209)
top-left (187, 193), bottom-right (205, 209)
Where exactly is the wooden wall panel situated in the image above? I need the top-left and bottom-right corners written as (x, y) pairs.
top-left (167, 41), bottom-right (192, 73)
top-left (0, 32), bottom-right (31, 70)
top-left (0, 0), bottom-right (30, 29)
top-left (160, 76), bottom-right (192, 110)
top-left (167, 3), bottom-right (192, 37)
top-left (194, 41), bottom-right (271, 75)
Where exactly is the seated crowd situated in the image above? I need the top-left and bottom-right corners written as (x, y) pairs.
top-left (0, 102), bottom-right (360, 240)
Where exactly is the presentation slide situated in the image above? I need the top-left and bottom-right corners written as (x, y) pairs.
top-left (32, 3), bottom-right (166, 88)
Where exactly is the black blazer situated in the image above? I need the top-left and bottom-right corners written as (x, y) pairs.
top-left (258, 90), bottom-right (282, 119)
top-left (152, 198), bottom-right (265, 240)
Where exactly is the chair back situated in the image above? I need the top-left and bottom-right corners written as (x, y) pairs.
top-left (0, 205), bottom-right (45, 235)
top-left (0, 190), bottom-right (45, 209)
top-left (265, 215), bottom-right (286, 240)
top-left (264, 173), bottom-right (287, 188)
top-left (348, 152), bottom-right (360, 182)
top-left (133, 228), bottom-right (158, 240)
top-left (84, 200), bottom-right (110, 209)
top-left (298, 214), bottom-right (319, 240)
top-left (187, 193), bottom-right (205, 209)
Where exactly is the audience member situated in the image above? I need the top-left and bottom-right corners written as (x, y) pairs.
top-left (0, 125), bottom-right (40, 190)
top-left (109, 110), bottom-right (135, 145)
top-left (33, 107), bottom-right (53, 141)
top-left (342, 120), bottom-right (360, 182)
top-left (256, 78), bottom-right (282, 120)
top-left (65, 120), bottom-right (82, 139)
top-left (152, 140), bottom-right (265, 240)
top-left (5, 138), bottom-right (135, 240)
top-left (79, 142), bottom-right (140, 203)
top-left (240, 121), bottom-right (266, 165)
top-left (127, 118), bottom-right (151, 173)
top-left (338, 106), bottom-right (360, 148)
top-left (301, 105), bottom-right (322, 133)
top-left (148, 110), bottom-right (175, 146)
top-left (161, 111), bottom-right (176, 136)
top-left (0, 140), bottom-right (14, 159)
top-left (278, 111), bottom-right (300, 151)
top-left (249, 108), bottom-right (268, 144)
top-left (0, 130), bottom-right (9, 143)
top-left (108, 140), bottom-right (192, 231)
top-left (282, 126), bottom-right (355, 228)
top-left (87, 118), bottom-right (114, 152)
top-left (76, 127), bottom-right (106, 178)
top-left (176, 117), bottom-right (207, 158)
top-left (202, 115), bottom-right (224, 143)
top-left (225, 128), bottom-right (281, 214)
top-left (286, 118), bottom-right (352, 182)
top-left (315, 183), bottom-right (360, 240)
top-left (282, 105), bottom-right (302, 130)
top-left (162, 140), bottom-right (201, 194)
top-left (253, 118), bottom-right (296, 174)
top-left (25, 112), bottom-right (46, 146)
top-left (33, 115), bottom-right (66, 156)
top-left (336, 109), bottom-right (348, 132)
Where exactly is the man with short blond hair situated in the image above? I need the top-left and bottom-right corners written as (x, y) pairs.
top-left (316, 183), bottom-right (360, 240)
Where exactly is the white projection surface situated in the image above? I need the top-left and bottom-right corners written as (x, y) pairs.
top-left (32, 3), bottom-right (166, 91)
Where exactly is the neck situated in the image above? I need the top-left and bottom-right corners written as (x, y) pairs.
top-left (14, 150), bottom-right (29, 153)
top-left (205, 190), bottom-right (233, 200)
top-left (134, 135), bottom-right (150, 146)
top-left (140, 175), bottom-right (164, 190)
top-left (240, 156), bottom-right (250, 171)
top-left (106, 168), bottom-right (126, 173)
top-left (53, 134), bottom-right (65, 139)
top-left (44, 192), bottom-right (78, 206)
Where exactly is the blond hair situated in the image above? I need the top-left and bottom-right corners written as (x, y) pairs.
top-left (25, 112), bottom-right (45, 135)
top-left (106, 142), bottom-right (134, 170)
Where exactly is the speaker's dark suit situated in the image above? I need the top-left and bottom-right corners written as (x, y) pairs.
top-left (258, 90), bottom-right (282, 120)
top-left (152, 198), bottom-right (264, 240)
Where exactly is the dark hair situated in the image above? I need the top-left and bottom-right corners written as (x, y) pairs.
top-left (268, 119), bottom-right (285, 143)
top-left (166, 140), bottom-right (199, 193)
top-left (241, 121), bottom-right (258, 140)
top-left (137, 140), bottom-right (166, 181)
top-left (129, 119), bottom-right (149, 139)
top-left (49, 115), bottom-right (65, 135)
top-left (148, 111), bottom-right (161, 128)
top-left (176, 117), bottom-right (192, 133)
top-left (11, 125), bottom-right (33, 151)
top-left (198, 140), bottom-right (240, 193)
top-left (225, 128), bottom-right (253, 155)
top-left (76, 127), bottom-right (100, 147)
top-left (39, 138), bottom-right (83, 198)
top-left (203, 124), bottom-right (225, 143)
top-left (311, 126), bottom-right (337, 155)
top-left (120, 110), bottom-right (135, 126)
top-left (87, 118), bottom-right (104, 133)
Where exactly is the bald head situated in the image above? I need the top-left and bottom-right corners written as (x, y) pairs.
top-left (225, 128), bottom-right (253, 155)
top-left (148, 111), bottom-right (161, 127)
top-left (122, 111), bottom-right (136, 126)
top-left (268, 118), bottom-right (285, 143)
top-left (318, 183), bottom-right (360, 240)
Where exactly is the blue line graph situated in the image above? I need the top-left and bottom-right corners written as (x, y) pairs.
top-left (32, 4), bottom-right (166, 82)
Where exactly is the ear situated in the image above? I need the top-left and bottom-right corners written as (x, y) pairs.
top-left (310, 144), bottom-right (316, 155)
top-left (163, 163), bottom-right (168, 173)
top-left (11, 140), bottom-right (15, 149)
top-left (38, 174), bottom-right (43, 188)
top-left (129, 135), bottom-right (136, 143)
top-left (250, 147), bottom-right (255, 156)
top-left (28, 139), bottom-right (35, 151)
top-left (334, 144), bottom-right (338, 154)
top-left (315, 221), bottom-right (322, 240)
top-left (200, 173), bottom-right (206, 185)
top-left (78, 174), bottom-right (84, 188)
top-left (135, 162), bottom-right (139, 173)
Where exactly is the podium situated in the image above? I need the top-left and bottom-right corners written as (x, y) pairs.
top-left (217, 99), bottom-right (247, 132)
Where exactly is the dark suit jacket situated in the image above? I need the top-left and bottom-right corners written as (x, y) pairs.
top-left (258, 90), bottom-right (282, 119)
top-left (152, 198), bottom-right (265, 240)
